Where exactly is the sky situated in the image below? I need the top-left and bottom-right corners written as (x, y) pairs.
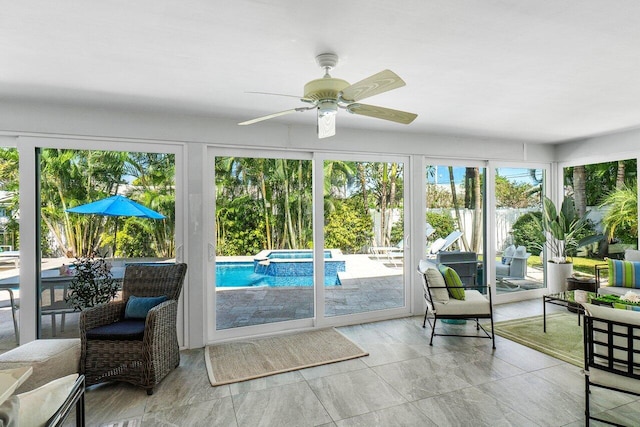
top-left (427, 166), bottom-right (541, 185)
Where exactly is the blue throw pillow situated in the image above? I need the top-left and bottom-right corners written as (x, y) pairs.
top-left (124, 295), bottom-right (168, 319)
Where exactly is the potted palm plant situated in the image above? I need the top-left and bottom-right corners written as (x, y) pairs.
top-left (531, 196), bottom-right (603, 293)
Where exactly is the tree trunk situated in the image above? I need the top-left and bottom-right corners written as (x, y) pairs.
top-left (616, 160), bottom-right (625, 189)
top-left (573, 165), bottom-right (587, 218)
top-left (358, 163), bottom-right (368, 213)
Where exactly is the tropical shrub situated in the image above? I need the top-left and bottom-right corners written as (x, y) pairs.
top-left (511, 212), bottom-right (544, 251)
top-left (325, 200), bottom-right (373, 254)
top-left (600, 184), bottom-right (638, 244)
top-left (426, 211), bottom-right (455, 241)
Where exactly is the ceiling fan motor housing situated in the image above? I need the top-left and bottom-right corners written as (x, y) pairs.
top-left (303, 78), bottom-right (350, 102)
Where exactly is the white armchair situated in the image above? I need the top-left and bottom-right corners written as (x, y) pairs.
top-left (496, 245), bottom-right (531, 279)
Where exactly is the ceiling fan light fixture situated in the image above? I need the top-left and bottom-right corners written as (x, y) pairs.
top-left (318, 100), bottom-right (338, 117)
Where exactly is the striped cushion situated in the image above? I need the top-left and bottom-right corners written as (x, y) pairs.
top-left (438, 264), bottom-right (465, 300)
top-left (608, 259), bottom-right (640, 288)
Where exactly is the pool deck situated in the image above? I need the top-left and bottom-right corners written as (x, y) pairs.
top-left (215, 254), bottom-right (403, 329)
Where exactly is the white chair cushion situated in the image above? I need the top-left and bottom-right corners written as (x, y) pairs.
top-left (0, 339), bottom-right (80, 394)
top-left (514, 246), bottom-right (527, 258)
top-left (582, 303), bottom-right (640, 392)
top-left (424, 268), bottom-right (449, 303)
top-left (433, 290), bottom-right (490, 316)
top-left (502, 245), bottom-right (516, 264)
top-left (590, 368), bottom-right (640, 394)
top-left (625, 249), bottom-right (640, 261)
top-left (495, 263), bottom-right (510, 277)
top-left (17, 373), bottom-right (78, 427)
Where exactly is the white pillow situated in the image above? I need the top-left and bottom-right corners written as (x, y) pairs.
top-left (502, 245), bottom-right (516, 264)
top-left (424, 268), bottom-right (450, 303)
top-left (514, 246), bottom-right (527, 258)
top-left (17, 373), bottom-right (78, 427)
top-left (625, 249), bottom-right (640, 262)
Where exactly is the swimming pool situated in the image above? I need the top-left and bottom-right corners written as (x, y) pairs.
top-left (216, 249), bottom-right (345, 287)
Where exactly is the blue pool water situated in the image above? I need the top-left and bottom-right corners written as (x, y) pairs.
top-left (216, 261), bottom-right (341, 287)
top-left (267, 250), bottom-right (332, 260)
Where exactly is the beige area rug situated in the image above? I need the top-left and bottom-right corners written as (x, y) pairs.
top-left (205, 328), bottom-right (368, 386)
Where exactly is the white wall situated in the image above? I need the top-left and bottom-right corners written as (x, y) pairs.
top-left (555, 126), bottom-right (640, 163)
top-left (0, 100), bottom-right (555, 161)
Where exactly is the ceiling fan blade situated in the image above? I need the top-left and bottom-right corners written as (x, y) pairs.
top-left (238, 107), bottom-right (313, 126)
top-left (246, 91), bottom-right (314, 103)
top-left (317, 111), bottom-right (336, 139)
top-left (340, 70), bottom-right (406, 102)
top-left (347, 103), bottom-right (417, 124)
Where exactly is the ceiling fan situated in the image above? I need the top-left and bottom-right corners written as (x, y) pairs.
top-left (238, 53), bottom-right (418, 139)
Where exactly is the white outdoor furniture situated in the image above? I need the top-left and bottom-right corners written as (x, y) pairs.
top-left (418, 259), bottom-right (495, 348)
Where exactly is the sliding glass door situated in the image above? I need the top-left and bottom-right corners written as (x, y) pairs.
top-left (425, 162), bottom-right (485, 288)
top-left (213, 151), bottom-right (315, 331)
top-left (493, 166), bottom-right (545, 295)
top-left (323, 157), bottom-right (407, 318)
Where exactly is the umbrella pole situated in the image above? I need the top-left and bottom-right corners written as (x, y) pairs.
top-left (113, 217), bottom-right (118, 257)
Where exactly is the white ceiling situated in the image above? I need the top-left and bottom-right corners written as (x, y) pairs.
top-left (3, 0), bottom-right (640, 143)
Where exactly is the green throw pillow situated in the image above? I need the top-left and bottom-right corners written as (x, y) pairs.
top-left (438, 264), bottom-right (465, 300)
top-left (608, 259), bottom-right (640, 288)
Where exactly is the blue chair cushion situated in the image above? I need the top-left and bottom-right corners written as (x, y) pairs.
top-left (86, 320), bottom-right (146, 340)
top-left (124, 295), bottom-right (168, 319)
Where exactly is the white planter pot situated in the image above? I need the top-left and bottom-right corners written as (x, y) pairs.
top-left (547, 262), bottom-right (573, 293)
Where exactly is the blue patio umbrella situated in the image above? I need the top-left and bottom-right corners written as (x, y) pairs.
top-left (66, 195), bottom-right (165, 254)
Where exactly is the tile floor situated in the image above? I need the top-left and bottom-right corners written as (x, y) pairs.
top-left (72, 299), bottom-right (640, 426)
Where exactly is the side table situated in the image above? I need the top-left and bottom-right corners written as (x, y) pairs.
top-left (566, 277), bottom-right (597, 313)
top-left (567, 277), bottom-right (597, 292)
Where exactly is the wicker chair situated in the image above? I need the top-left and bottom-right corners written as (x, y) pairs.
top-left (79, 263), bottom-right (187, 395)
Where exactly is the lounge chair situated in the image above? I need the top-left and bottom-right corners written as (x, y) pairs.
top-left (0, 249), bottom-right (19, 268)
top-left (370, 240), bottom-right (404, 267)
top-left (427, 230), bottom-right (463, 256)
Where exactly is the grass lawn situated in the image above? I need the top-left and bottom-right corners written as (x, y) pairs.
top-left (527, 255), bottom-right (605, 276)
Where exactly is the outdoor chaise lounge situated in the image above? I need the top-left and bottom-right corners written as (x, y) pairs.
top-left (426, 230), bottom-right (463, 256)
top-left (0, 249), bottom-right (19, 268)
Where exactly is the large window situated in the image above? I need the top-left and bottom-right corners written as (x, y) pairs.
top-left (564, 159), bottom-right (637, 264)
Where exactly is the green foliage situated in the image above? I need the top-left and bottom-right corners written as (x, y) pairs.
top-left (565, 159), bottom-right (637, 206)
top-left (426, 211), bottom-right (455, 240)
top-left (113, 219), bottom-right (155, 257)
top-left (65, 253), bottom-right (119, 310)
top-left (495, 175), bottom-right (537, 208)
top-left (511, 212), bottom-right (544, 251)
top-left (600, 184), bottom-right (638, 244)
top-left (324, 200), bottom-right (373, 254)
top-left (390, 213), bottom-right (404, 246)
top-left (530, 196), bottom-right (603, 262)
top-left (216, 195), bottom-right (266, 256)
